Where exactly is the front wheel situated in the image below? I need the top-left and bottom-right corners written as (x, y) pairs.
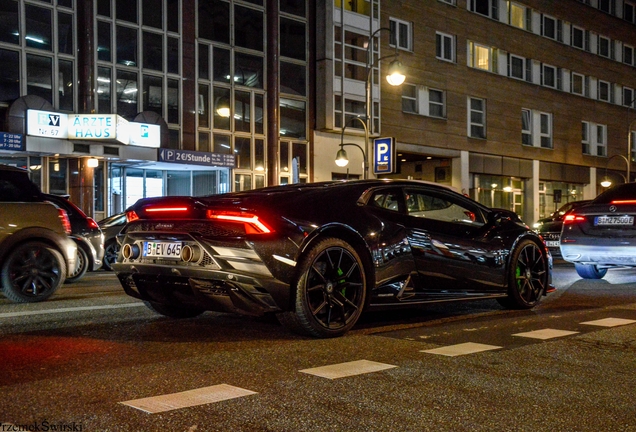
top-left (278, 238), bottom-right (367, 338)
top-left (574, 263), bottom-right (607, 279)
top-left (498, 239), bottom-right (548, 310)
top-left (144, 301), bottom-right (205, 318)
top-left (1, 242), bottom-right (66, 303)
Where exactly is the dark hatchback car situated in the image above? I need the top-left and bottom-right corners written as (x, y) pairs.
top-left (535, 200), bottom-right (591, 257)
top-left (44, 194), bottom-right (104, 282)
top-left (113, 180), bottom-right (554, 338)
top-left (561, 183), bottom-right (636, 279)
top-left (98, 212), bottom-right (126, 271)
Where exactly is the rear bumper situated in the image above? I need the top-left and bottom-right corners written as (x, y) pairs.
top-left (560, 243), bottom-right (636, 266)
top-left (113, 263), bottom-right (289, 316)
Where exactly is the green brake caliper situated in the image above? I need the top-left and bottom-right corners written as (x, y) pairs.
top-left (516, 265), bottom-right (522, 289)
top-left (337, 267), bottom-right (346, 295)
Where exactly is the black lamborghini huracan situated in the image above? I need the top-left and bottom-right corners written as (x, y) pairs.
top-left (113, 179), bottom-right (554, 338)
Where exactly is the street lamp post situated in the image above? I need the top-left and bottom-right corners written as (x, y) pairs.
top-left (600, 154), bottom-right (629, 188)
top-left (626, 95), bottom-right (636, 183)
top-left (334, 26), bottom-right (405, 176)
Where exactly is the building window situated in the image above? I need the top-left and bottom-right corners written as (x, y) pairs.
top-left (542, 64), bottom-right (557, 88)
top-left (521, 109), bottom-right (532, 146)
top-left (436, 32), bottom-right (455, 62)
top-left (540, 113), bottom-right (552, 149)
top-left (582, 121), bottom-right (590, 154)
top-left (401, 84), bottom-right (446, 118)
top-left (542, 15), bottom-right (557, 40)
top-left (571, 72), bottom-right (585, 96)
top-left (571, 26), bottom-right (585, 50)
top-left (598, 80), bottom-right (611, 102)
top-left (624, 45), bottom-right (634, 66)
top-left (598, 0), bottom-right (615, 13)
top-left (508, 2), bottom-right (525, 29)
top-left (508, 54), bottom-right (525, 80)
top-left (596, 125), bottom-right (607, 156)
top-left (468, 97), bottom-right (486, 139)
top-left (469, 0), bottom-right (498, 19)
top-left (625, 87), bottom-right (635, 108)
top-left (439, 0), bottom-right (456, 5)
top-left (389, 18), bottom-right (412, 51)
top-left (625, 1), bottom-right (636, 23)
top-left (598, 36), bottom-right (611, 58)
top-left (468, 41), bottom-right (496, 72)
top-left (582, 122), bottom-right (607, 156)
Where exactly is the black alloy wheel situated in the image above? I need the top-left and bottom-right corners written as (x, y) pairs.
top-left (498, 239), bottom-right (547, 309)
top-left (102, 239), bottom-right (120, 271)
top-left (280, 238), bottom-right (366, 338)
top-left (1, 242), bottom-right (66, 303)
top-left (66, 245), bottom-right (88, 283)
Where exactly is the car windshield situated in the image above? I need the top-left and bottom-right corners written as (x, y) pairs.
top-left (593, 183), bottom-right (636, 204)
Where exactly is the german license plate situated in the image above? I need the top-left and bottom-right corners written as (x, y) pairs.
top-left (594, 215), bottom-right (634, 226)
top-left (143, 241), bottom-right (182, 258)
top-left (545, 241), bottom-right (559, 247)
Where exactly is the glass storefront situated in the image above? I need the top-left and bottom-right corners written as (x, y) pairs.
top-left (539, 181), bottom-right (585, 219)
top-left (473, 174), bottom-right (525, 219)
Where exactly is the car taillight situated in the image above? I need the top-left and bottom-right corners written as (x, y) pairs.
top-left (87, 217), bottom-right (99, 229)
top-left (126, 210), bottom-right (139, 222)
top-left (146, 206), bottom-right (189, 213)
top-left (611, 200), bottom-right (636, 204)
top-left (58, 209), bottom-right (72, 234)
top-left (206, 210), bottom-right (273, 234)
top-left (563, 214), bottom-right (586, 224)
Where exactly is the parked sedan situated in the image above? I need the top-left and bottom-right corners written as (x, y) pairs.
top-left (44, 194), bottom-right (104, 282)
top-left (535, 200), bottom-right (591, 257)
top-left (561, 183), bottom-right (636, 279)
top-left (113, 179), bottom-right (554, 338)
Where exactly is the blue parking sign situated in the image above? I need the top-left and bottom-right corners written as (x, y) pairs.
top-left (373, 137), bottom-right (395, 175)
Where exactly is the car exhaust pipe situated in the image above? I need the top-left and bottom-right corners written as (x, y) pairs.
top-left (122, 243), bottom-right (141, 260)
top-left (181, 244), bottom-right (202, 263)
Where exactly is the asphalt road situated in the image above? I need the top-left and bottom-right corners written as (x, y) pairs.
top-left (1, 262), bottom-right (635, 431)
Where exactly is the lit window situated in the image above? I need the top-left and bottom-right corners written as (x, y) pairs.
top-left (468, 41), bottom-right (495, 72)
top-left (509, 2), bottom-right (525, 29)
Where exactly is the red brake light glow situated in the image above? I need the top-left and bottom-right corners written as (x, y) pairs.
top-left (610, 200), bottom-right (636, 204)
top-left (146, 206), bottom-right (189, 213)
top-left (563, 214), bottom-right (586, 224)
top-left (57, 209), bottom-right (72, 234)
top-left (126, 210), bottom-right (139, 222)
top-left (206, 210), bottom-right (273, 234)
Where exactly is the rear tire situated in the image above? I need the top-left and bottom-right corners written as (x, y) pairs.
top-left (278, 238), bottom-right (366, 338)
top-left (144, 301), bottom-right (205, 318)
top-left (1, 242), bottom-right (66, 303)
top-left (574, 263), bottom-right (607, 279)
top-left (66, 246), bottom-right (88, 283)
top-left (102, 239), bottom-right (119, 271)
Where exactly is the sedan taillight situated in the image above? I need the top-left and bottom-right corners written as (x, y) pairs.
top-left (58, 209), bottom-right (72, 234)
top-left (206, 210), bottom-right (273, 234)
top-left (563, 214), bottom-right (586, 224)
top-left (126, 210), bottom-right (139, 222)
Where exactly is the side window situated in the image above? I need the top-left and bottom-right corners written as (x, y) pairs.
top-left (370, 190), bottom-right (401, 212)
top-left (0, 179), bottom-right (23, 202)
top-left (405, 189), bottom-right (484, 226)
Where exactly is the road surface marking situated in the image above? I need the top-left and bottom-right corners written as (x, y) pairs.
top-left (300, 359), bottom-right (397, 379)
top-left (120, 384), bottom-right (257, 414)
top-left (513, 328), bottom-right (579, 340)
top-left (421, 342), bottom-right (502, 357)
top-left (0, 303), bottom-right (145, 318)
top-left (580, 317), bottom-right (636, 327)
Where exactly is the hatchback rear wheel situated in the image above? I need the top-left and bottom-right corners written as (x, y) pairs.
top-left (279, 238), bottom-right (366, 338)
top-left (1, 241), bottom-right (66, 303)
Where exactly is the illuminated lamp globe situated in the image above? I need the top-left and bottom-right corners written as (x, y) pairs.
top-left (335, 149), bottom-right (349, 167)
top-left (386, 60), bottom-right (406, 86)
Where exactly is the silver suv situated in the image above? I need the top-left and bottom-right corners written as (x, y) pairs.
top-left (0, 165), bottom-right (77, 302)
